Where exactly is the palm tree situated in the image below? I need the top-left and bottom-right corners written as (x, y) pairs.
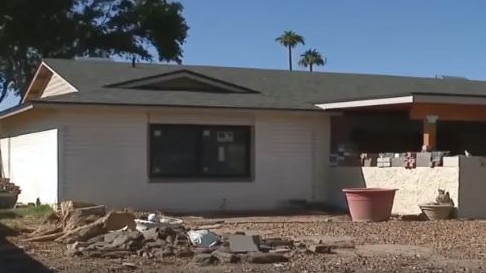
top-left (275, 31), bottom-right (305, 71)
top-left (298, 49), bottom-right (326, 72)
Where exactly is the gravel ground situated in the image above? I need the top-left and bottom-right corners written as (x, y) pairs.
top-left (3, 217), bottom-right (486, 272)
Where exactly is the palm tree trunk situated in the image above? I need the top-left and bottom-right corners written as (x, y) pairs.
top-left (288, 46), bottom-right (292, 71)
top-left (310, 64), bottom-right (313, 72)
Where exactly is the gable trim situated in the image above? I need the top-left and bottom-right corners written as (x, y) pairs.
top-left (106, 69), bottom-right (260, 94)
top-left (0, 104), bottom-right (33, 120)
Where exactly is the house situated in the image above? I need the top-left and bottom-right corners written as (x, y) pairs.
top-left (3, 58), bottom-right (486, 216)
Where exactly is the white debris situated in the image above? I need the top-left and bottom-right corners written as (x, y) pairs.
top-left (187, 230), bottom-right (220, 248)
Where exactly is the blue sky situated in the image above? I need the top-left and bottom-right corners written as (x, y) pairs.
top-left (178, 0), bottom-right (486, 79)
top-left (3, 1), bottom-right (486, 110)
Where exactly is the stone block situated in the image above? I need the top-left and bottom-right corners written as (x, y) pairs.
top-left (416, 152), bottom-right (432, 167)
top-left (228, 235), bottom-right (259, 253)
top-left (391, 157), bottom-right (406, 167)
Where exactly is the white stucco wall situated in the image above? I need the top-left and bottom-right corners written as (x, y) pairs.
top-left (59, 106), bottom-right (331, 212)
top-left (457, 156), bottom-right (486, 219)
top-left (329, 167), bottom-right (459, 215)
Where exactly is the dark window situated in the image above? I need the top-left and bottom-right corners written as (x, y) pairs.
top-left (149, 124), bottom-right (251, 179)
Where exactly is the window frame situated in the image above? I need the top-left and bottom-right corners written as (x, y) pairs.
top-left (148, 124), bottom-right (253, 181)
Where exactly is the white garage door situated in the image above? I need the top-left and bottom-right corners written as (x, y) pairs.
top-left (1, 129), bottom-right (58, 204)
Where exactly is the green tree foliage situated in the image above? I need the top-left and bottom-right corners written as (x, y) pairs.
top-left (0, 0), bottom-right (189, 102)
top-left (299, 49), bottom-right (326, 72)
top-left (275, 30), bottom-right (305, 71)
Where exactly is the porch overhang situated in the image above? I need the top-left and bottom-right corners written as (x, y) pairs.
top-left (319, 94), bottom-right (486, 153)
top-left (315, 94), bottom-right (486, 110)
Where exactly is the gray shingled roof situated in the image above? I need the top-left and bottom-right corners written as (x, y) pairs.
top-left (35, 58), bottom-right (486, 111)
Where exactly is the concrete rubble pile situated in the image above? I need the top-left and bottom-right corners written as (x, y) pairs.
top-left (25, 201), bottom-right (350, 265)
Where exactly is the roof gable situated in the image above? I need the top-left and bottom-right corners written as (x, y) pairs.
top-left (106, 70), bottom-right (260, 94)
top-left (23, 62), bottom-right (78, 103)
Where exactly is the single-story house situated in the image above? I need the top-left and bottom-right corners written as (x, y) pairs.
top-left (3, 58), bottom-right (486, 217)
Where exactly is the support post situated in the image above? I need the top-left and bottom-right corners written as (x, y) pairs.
top-left (422, 115), bottom-right (438, 151)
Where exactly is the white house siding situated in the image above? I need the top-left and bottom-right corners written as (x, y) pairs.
top-left (0, 110), bottom-right (60, 204)
top-left (40, 72), bottom-right (77, 98)
top-left (60, 106), bottom-right (331, 212)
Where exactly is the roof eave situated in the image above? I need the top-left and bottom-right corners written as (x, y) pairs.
top-left (0, 104), bottom-right (34, 120)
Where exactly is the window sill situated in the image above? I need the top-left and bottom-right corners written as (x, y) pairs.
top-left (148, 177), bottom-right (254, 183)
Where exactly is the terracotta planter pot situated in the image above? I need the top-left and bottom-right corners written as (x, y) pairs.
top-left (419, 204), bottom-right (453, 220)
top-left (0, 192), bottom-right (18, 209)
top-left (343, 188), bottom-right (397, 222)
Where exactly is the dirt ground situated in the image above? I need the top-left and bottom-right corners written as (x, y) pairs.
top-left (3, 212), bottom-right (486, 272)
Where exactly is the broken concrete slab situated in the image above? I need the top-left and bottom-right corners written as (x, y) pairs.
top-left (228, 235), bottom-right (259, 253)
top-left (103, 212), bottom-right (136, 231)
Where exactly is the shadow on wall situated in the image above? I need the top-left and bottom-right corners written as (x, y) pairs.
top-left (328, 167), bottom-right (366, 210)
top-left (0, 218), bottom-right (53, 273)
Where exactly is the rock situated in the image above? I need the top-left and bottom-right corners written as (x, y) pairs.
top-left (141, 228), bottom-right (160, 241)
top-left (158, 226), bottom-right (176, 238)
top-left (246, 252), bottom-right (288, 264)
top-left (145, 239), bottom-right (166, 248)
top-left (110, 231), bottom-right (143, 250)
top-left (86, 234), bottom-right (105, 245)
top-left (66, 241), bottom-right (86, 256)
top-left (228, 235), bottom-right (259, 253)
top-left (166, 235), bottom-right (174, 245)
top-left (85, 241), bottom-right (111, 251)
top-left (103, 211), bottom-right (136, 231)
top-left (88, 250), bottom-right (132, 259)
top-left (175, 247), bottom-right (194, 258)
top-left (193, 253), bottom-right (217, 265)
top-left (212, 250), bottom-right (238, 263)
top-left (104, 232), bottom-right (119, 243)
top-left (122, 262), bottom-right (137, 269)
top-left (194, 247), bottom-right (217, 254)
top-left (270, 246), bottom-right (292, 254)
top-left (175, 234), bottom-right (189, 246)
top-left (308, 244), bottom-right (332, 254)
top-left (263, 238), bottom-right (293, 247)
top-left (160, 248), bottom-right (174, 257)
top-left (258, 244), bottom-right (273, 252)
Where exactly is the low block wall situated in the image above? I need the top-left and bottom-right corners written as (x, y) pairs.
top-left (329, 166), bottom-right (459, 215)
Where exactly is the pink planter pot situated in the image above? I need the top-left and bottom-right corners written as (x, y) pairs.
top-left (343, 188), bottom-right (397, 222)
